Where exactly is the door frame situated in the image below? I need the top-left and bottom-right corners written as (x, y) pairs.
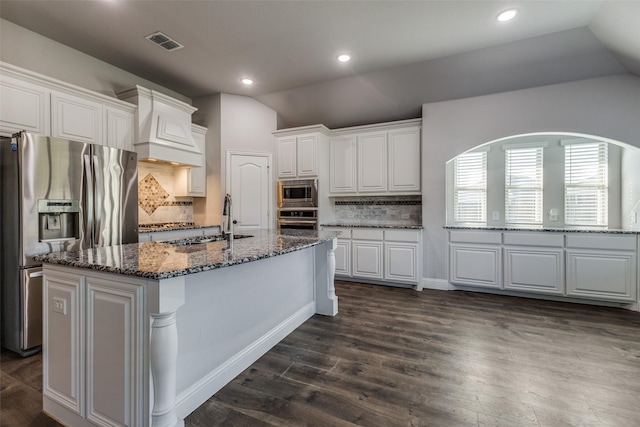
top-left (225, 150), bottom-right (274, 229)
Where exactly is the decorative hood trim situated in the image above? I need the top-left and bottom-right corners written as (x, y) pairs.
top-left (117, 86), bottom-right (202, 167)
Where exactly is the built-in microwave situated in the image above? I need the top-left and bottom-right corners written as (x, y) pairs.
top-left (278, 179), bottom-right (318, 208)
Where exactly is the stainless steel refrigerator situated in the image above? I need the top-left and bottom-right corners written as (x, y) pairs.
top-left (1, 131), bottom-right (138, 356)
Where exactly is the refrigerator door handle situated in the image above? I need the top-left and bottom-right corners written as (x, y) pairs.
top-left (83, 154), bottom-right (94, 248)
top-left (92, 154), bottom-right (103, 247)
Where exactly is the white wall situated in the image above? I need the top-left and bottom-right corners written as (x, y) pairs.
top-left (0, 19), bottom-right (189, 103)
top-left (621, 147), bottom-right (640, 231)
top-left (192, 93), bottom-right (277, 226)
top-left (422, 74), bottom-right (640, 284)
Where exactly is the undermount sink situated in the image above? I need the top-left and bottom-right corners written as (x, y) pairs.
top-left (162, 234), bottom-right (253, 245)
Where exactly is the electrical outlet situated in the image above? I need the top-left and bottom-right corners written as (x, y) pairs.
top-left (347, 212), bottom-right (355, 218)
top-left (401, 214), bottom-right (410, 219)
top-left (492, 211), bottom-right (499, 220)
top-left (53, 297), bottom-right (67, 315)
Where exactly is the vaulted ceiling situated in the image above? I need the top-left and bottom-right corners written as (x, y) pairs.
top-left (2, 1), bottom-right (639, 129)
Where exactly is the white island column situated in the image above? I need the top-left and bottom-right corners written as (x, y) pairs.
top-left (315, 238), bottom-right (338, 315)
top-left (148, 277), bottom-right (186, 427)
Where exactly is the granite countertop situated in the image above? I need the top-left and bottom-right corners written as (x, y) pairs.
top-left (444, 225), bottom-right (640, 234)
top-left (321, 223), bottom-right (423, 229)
top-left (138, 223), bottom-right (221, 233)
top-left (34, 229), bottom-right (340, 280)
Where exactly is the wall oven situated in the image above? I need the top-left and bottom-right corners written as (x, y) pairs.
top-left (278, 179), bottom-right (318, 208)
top-left (277, 209), bottom-right (318, 231)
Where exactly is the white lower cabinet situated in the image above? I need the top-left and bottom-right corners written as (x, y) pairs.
top-left (448, 229), bottom-right (639, 304)
top-left (385, 243), bottom-right (419, 283)
top-left (43, 267), bottom-right (147, 426)
top-left (86, 276), bottom-right (145, 426)
top-left (334, 239), bottom-right (351, 276)
top-left (504, 248), bottom-right (564, 294)
top-left (448, 230), bottom-right (502, 289)
top-left (323, 226), bottom-right (421, 285)
top-left (566, 234), bottom-right (637, 302)
top-left (503, 232), bottom-right (564, 295)
top-left (352, 240), bottom-right (384, 279)
top-left (449, 245), bottom-right (502, 289)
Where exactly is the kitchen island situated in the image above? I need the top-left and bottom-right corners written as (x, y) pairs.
top-left (34, 229), bottom-right (339, 427)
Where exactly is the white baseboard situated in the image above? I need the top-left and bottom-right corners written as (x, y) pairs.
top-left (175, 302), bottom-right (316, 418)
top-left (420, 278), bottom-right (452, 291)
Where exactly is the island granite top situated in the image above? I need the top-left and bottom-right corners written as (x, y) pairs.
top-left (444, 225), bottom-right (640, 234)
top-left (33, 229), bottom-right (339, 280)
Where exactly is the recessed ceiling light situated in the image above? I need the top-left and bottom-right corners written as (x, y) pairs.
top-left (241, 78), bottom-right (254, 85)
top-left (497, 9), bottom-right (518, 22)
top-left (337, 54), bottom-right (351, 63)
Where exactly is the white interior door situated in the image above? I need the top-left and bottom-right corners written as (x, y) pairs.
top-left (228, 152), bottom-right (271, 231)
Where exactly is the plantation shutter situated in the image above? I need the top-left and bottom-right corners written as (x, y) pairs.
top-left (454, 151), bottom-right (486, 223)
top-left (564, 142), bottom-right (608, 226)
top-left (505, 147), bottom-right (543, 224)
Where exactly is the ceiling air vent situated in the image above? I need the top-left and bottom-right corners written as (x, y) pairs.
top-left (145, 31), bottom-right (184, 52)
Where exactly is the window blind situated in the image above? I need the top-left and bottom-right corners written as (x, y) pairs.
top-left (505, 147), bottom-right (543, 224)
top-left (454, 151), bottom-right (486, 223)
top-left (565, 142), bottom-right (608, 226)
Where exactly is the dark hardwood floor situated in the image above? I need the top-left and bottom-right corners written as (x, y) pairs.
top-left (2, 281), bottom-right (640, 426)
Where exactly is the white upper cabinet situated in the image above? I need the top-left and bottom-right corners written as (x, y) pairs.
top-left (388, 127), bottom-right (421, 192)
top-left (357, 132), bottom-right (387, 192)
top-left (51, 91), bottom-right (103, 145)
top-left (276, 136), bottom-right (297, 178)
top-left (296, 134), bottom-right (319, 177)
top-left (104, 106), bottom-right (135, 151)
top-left (0, 62), bottom-right (135, 147)
top-left (0, 74), bottom-right (50, 136)
top-left (329, 119), bottom-right (422, 195)
top-left (273, 125), bottom-right (328, 179)
top-left (329, 135), bottom-right (357, 193)
top-left (174, 124), bottom-right (207, 197)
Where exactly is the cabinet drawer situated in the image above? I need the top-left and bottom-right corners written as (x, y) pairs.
top-left (503, 232), bottom-right (563, 247)
top-left (385, 229), bottom-right (420, 242)
top-left (352, 228), bottom-right (384, 240)
top-left (449, 230), bottom-right (501, 245)
top-left (566, 234), bottom-right (636, 251)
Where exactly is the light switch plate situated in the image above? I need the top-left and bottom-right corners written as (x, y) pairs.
top-left (492, 211), bottom-right (500, 220)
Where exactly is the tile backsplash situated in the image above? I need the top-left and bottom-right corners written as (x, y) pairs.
top-left (138, 162), bottom-right (193, 224)
top-left (332, 196), bottom-right (422, 225)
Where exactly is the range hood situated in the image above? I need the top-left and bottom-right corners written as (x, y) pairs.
top-left (117, 85), bottom-right (202, 167)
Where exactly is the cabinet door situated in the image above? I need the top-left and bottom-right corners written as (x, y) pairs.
top-left (330, 135), bottom-right (357, 193)
top-left (384, 242), bottom-right (419, 283)
top-left (352, 240), bottom-right (383, 280)
top-left (504, 247), bottom-right (564, 295)
top-left (105, 106), bottom-right (134, 151)
top-left (335, 239), bottom-right (351, 276)
top-left (449, 244), bottom-right (501, 289)
top-left (566, 250), bottom-right (637, 302)
top-left (43, 269), bottom-right (85, 416)
top-left (0, 75), bottom-right (50, 136)
top-left (52, 92), bottom-right (103, 144)
top-left (388, 127), bottom-right (420, 193)
top-left (174, 128), bottom-right (207, 197)
top-left (297, 135), bottom-right (318, 177)
top-left (357, 132), bottom-right (387, 192)
top-left (86, 277), bottom-right (145, 426)
top-left (277, 136), bottom-right (297, 178)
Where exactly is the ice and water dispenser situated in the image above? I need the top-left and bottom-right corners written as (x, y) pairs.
top-left (38, 199), bottom-right (80, 241)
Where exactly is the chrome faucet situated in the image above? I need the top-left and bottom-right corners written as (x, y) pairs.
top-left (222, 193), bottom-right (234, 251)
